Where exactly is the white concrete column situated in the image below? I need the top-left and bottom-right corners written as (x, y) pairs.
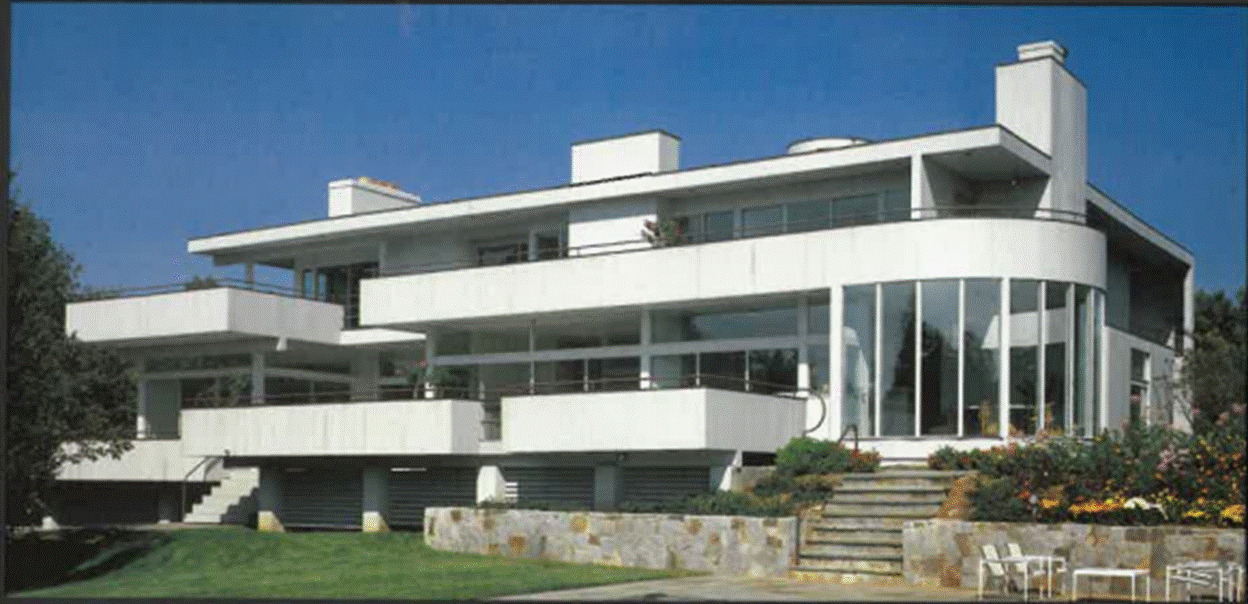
top-left (639, 310), bottom-right (653, 389)
top-left (999, 279), bottom-right (1012, 440)
top-left (135, 358), bottom-right (148, 438)
top-left (797, 296), bottom-right (810, 397)
top-left (250, 352), bottom-right (266, 405)
top-left (424, 328), bottom-right (439, 399)
top-left (1182, 267), bottom-right (1195, 354)
top-left (257, 465), bottom-right (284, 532)
top-left (710, 451), bottom-right (743, 492)
top-left (244, 262), bottom-right (255, 284)
top-left (826, 286), bottom-right (843, 441)
top-left (476, 466), bottom-right (506, 504)
top-left (157, 488), bottom-right (179, 524)
top-left (910, 154), bottom-right (933, 220)
top-left (293, 261), bottom-right (305, 295)
top-left (362, 467), bottom-right (390, 533)
top-left (593, 465), bottom-right (622, 511)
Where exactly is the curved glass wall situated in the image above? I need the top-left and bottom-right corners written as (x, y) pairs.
top-left (843, 278), bottom-right (1102, 439)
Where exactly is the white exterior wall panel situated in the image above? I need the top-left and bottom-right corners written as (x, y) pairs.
top-left (180, 400), bottom-right (484, 457)
top-left (362, 219), bottom-right (1106, 326)
top-left (57, 439), bottom-right (226, 483)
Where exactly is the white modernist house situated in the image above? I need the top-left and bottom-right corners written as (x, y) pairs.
top-left (58, 41), bottom-right (1193, 531)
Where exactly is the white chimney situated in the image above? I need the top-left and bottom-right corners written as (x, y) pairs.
top-left (327, 177), bottom-right (420, 217)
top-left (570, 130), bottom-right (680, 184)
top-left (995, 40), bottom-right (1086, 215)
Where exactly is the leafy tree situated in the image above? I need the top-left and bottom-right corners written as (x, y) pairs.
top-left (1182, 288), bottom-right (1246, 429)
top-left (6, 180), bottom-right (135, 528)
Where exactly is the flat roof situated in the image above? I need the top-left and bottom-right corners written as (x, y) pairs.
top-left (188, 124), bottom-right (1051, 258)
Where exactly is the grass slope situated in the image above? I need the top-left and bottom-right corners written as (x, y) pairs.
top-left (14, 527), bottom-right (689, 599)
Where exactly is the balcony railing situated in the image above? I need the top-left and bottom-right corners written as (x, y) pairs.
top-left (379, 206), bottom-right (1090, 277)
top-left (76, 277), bottom-right (310, 302)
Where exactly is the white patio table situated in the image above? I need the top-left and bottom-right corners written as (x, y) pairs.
top-left (1071, 567), bottom-right (1150, 602)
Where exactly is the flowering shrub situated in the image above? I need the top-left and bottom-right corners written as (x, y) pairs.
top-left (936, 405), bottom-right (1245, 528)
top-left (775, 437), bottom-right (881, 476)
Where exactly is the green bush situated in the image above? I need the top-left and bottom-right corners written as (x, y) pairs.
top-left (968, 477), bottom-right (1031, 522)
top-left (618, 491), bottom-right (794, 517)
top-left (774, 437), bottom-right (880, 477)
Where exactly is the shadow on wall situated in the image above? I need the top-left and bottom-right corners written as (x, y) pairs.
top-left (4, 528), bottom-right (172, 593)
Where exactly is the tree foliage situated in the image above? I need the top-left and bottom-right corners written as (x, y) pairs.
top-left (7, 181), bottom-right (135, 527)
top-left (1183, 288), bottom-right (1246, 429)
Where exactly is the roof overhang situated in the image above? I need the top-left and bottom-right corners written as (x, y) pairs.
top-left (188, 125), bottom-right (1052, 262)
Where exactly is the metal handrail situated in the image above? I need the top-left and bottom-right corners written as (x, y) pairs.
top-left (837, 423), bottom-right (860, 453)
top-left (181, 453), bottom-right (225, 516)
top-left (179, 373), bottom-right (812, 408)
top-left (378, 206), bottom-right (1091, 277)
top-left (77, 277), bottom-right (310, 302)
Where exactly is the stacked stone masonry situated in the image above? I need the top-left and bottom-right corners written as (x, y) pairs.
top-left (424, 507), bottom-right (798, 578)
top-left (904, 519), bottom-right (1246, 595)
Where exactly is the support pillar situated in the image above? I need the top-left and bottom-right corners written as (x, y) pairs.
top-left (476, 466), bottom-right (506, 504)
top-left (424, 328), bottom-right (439, 399)
top-left (244, 262), bottom-right (255, 284)
top-left (251, 351), bottom-right (265, 405)
top-left (361, 467), bottom-right (390, 533)
top-left (136, 367), bottom-right (149, 438)
top-left (157, 487), bottom-right (179, 524)
top-left (710, 450), bottom-right (743, 492)
top-left (593, 464), bottom-right (622, 511)
top-left (257, 465), bottom-right (284, 532)
top-left (797, 296), bottom-right (810, 398)
top-left (999, 279), bottom-right (1012, 440)
top-left (639, 310), bottom-right (653, 389)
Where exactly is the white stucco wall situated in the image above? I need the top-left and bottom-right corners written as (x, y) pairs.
top-left (362, 218), bottom-right (1106, 327)
top-left (501, 388), bottom-right (804, 453)
top-left (66, 288), bottom-right (344, 346)
top-left (1105, 327), bottom-right (1176, 430)
top-left (328, 179), bottom-right (419, 217)
top-left (570, 131), bottom-right (680, 184)
top-left (57, 439), bottom-right (225, 483)
top-left (180, 399), bottom-right (484, 457)
top-left (567, 198), bottom-right (658, 253)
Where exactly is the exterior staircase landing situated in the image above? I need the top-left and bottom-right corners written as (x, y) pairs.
top-left (183, 467), bottom-right (259, 525)
top-left (790, 469), bottom-right (971, 585)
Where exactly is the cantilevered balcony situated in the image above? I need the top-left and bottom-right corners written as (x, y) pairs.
top-left (66, 279), bottom-right (344, 347)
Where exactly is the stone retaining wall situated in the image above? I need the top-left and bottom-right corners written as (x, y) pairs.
top-left (904, 519), bottom-right (1245, 595)
top-left (425, 507), bottom-right (797, 578)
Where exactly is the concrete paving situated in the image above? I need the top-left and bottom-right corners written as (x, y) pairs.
top-left (496, 575), bottom-right (984, 601)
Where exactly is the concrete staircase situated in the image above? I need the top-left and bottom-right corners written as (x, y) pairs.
top-left (790, 469), bottom-right (971, 585)
top-left (184, 467), bottom-right (259, 525)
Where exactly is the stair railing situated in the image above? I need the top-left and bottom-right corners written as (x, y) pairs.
top-left (837, 423), bottom-right (860, 453)
top-left (181, 452), bottom-right (226, 517)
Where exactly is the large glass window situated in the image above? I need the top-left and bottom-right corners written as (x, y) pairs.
top-left (879, 282), bottom-right (916, 436)
top-left (748, 349), bottom-right (798, 394)
top-left (588, 357), bottom-right (641, 392)
top-left (920, 280), bottom-right (959, 435)
top-left (533, 360), bottom-right (585, 394)
top-left (741, 205), bottom-right (784, 237)
top-left (1044, 282), bottom-right (1070, 434)
top-left (1010, 280), bottom-right (1040, 436)
top-left (808, 295), bottom-right (830, 335)
top-left (651, 303), bottom-right (798, 343)
top-left (963, 279), bottom-right (1001, 436)
top-left (833, 194), bottom-right (879, 227)
top-left (787, 199), bottom-right (831, 233)
top-left (651, 354), bottom-right (696, 389)
top-left (148, 353), bottom-right (251, 373)
top-left (842, 285), bottom-right (876, 436)
top-left (536, 316), bottom-right (639, 350)
top-left (1129, 349), bottom-right (1149, 428)
top-left (881, 189), bottom-right (909, 221)
top-left (701, 351), bottom-right (747, 391)
top-left (809, 344), bottom-right (830, 396)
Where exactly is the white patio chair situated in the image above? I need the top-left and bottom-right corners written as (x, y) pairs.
top-left (979, 544), bottom-right (1018, 600)
top-left (1007, 541), bottom-right (1067, 596)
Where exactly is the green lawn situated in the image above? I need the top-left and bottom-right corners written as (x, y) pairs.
top-left (12, 527), bottom-right (690, 599)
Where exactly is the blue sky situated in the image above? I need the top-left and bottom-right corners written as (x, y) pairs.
top-left (12, 5), bottom-right (1247, 293)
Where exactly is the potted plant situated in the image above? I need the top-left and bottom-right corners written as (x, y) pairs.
top-left (641, 218), bottom-right (685, 247)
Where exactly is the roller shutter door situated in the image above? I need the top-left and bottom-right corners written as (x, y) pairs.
top-left (282, 469), bottom-right (362, 529)
top-left (622, 467), bottom-right (710, 504)
top-left (504, 467), bottom-right (594, 509)
top-left (388, 468), bottom-right (478, 528)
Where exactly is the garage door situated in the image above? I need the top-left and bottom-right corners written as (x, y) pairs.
top-left (622, 467), bottom-right (710, 504)
top-left (281, 468), bottom-right (362, 529)
top-left (503, 467), bottom-right (594, 509)
top-left (388, 467), bottom-right (478, 529)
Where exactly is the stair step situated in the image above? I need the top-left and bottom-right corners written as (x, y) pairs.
top-left (831, 492), bottom-right (947, 505)
top-left (803, 532), bottom-right (903, 546)
top-left (809, 516), bottom-right (914, 529)
top-left (840, 470), bottom-right (972, 479)
top-left (795, 556), bottom-right (903, 574)
top-left (788, 568), bottom-right (907, 585)
top-left (823, 503), bottom-right (942, 517)
top-left (800, 542), bottom-right (901, 558)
